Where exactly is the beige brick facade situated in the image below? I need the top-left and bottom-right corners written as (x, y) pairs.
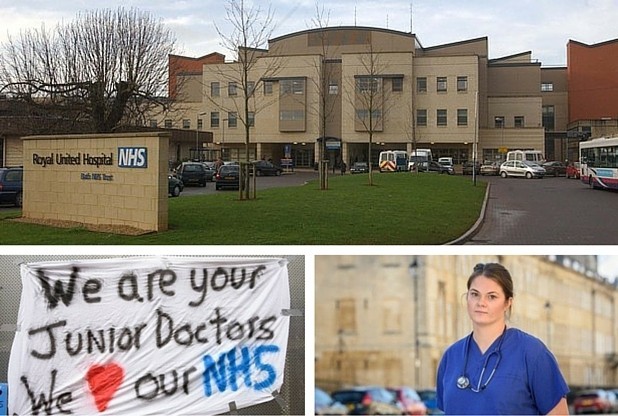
top-left (315, 255), bottom-right (618, 391)
top-left (21, 132), bottom-right (170, 233)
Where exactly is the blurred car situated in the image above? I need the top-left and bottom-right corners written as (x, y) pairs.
top-left (499, 160), bottom-right (545, 179)
top-left (175, 162), bottom-right (208, 187)
top-left (252, 160), bottom-right (283, 176)
top-left (417, 389), bottom-right (443, 415)
top-left (417, 161), bottom-right (454, 175)
top-left (389, 387), bottom-right (427, 415)
top-left (542, 161), bottom-right (567, 176)
top-left (573, 389), bottom-right (613, 414)
top-left (350, 162), bottom-right (369, 174)
top-left (566, 162), bottom-right (581, 179)
top-left (480, 161), bottom-right (500, 176)
top-left (462, 161), bottom-right (480, 175)
top-left (168, 174), bottom-right (184, 197)
top-left (201, 162), bottom-right (217, 181)
top-left (315, 388), bottom-right (348, 415)
top-left (0, 167), bottom-right (23, 207)
top-left (331, 386), bottom-right (403, 415)
top-left (215, 164), bottom-right (240, 190)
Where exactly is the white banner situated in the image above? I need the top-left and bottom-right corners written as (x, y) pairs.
top-left (8, 257), bottom-right (290, 415)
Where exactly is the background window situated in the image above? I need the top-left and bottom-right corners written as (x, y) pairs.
top-left (437, 77), bottom-right (447, 92)
top-left (514, 116), bottom-right (525, 128)
top-left (248, 111), bottom-right (255, 127)
top-left (437, 109), bottom-right (448, 126)
top-left (182, 119), bottom-right (191, 129)
top-left (494, 116), bottom-right (505, 128)
top-left (392, 77), bottom-right (403, 92)
top-left (542, 106), bottom-right (555, 130)
top-left (211, 82), bottom-right (220, 97)
top-left (417, 77), bottom-right (427, 93)
top-left (149, 119), bottom-right (158, 128)
top-left (329, 82), bottom-right (339, 95)
top-left (416, 109), bottom-right (427, 126)
top-left (264, 81), bottom-right (273, 95)
top-left (228, 82), bottom-right (237, 96)
top-left (210, 112), bottom-right (219, 128)
top-left (164, 119), bottom-right (172, 128)
top-left (228, 112), bottom-right (238, 128)
top-left (541, 82), bottom-right (554, 92)
top-left (457, 109), bottom-right (468, 126)
top-left (457, 76), bottom-right (468, 92)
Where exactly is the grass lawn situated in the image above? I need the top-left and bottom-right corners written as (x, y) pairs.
top-left (0, 173), bottom-right (486, 245)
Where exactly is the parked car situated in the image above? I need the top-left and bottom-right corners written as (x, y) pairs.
top-left (480, 161), bottom-right (500, 176)
top-left (542, 161), bottom-right (567, 176)
top-left (573, 389), bottom-right (613, 414)
top-left (350, 162), bottom-right (369, 174)
top-left (499, 160), bottom-right (545, 179)
top-left (566, 162), bottom-right (581, 179)
top-left (201, 162), bottom-right (217, 181)
top-left (175, 162), bottom-right (208, 186)
top-left (417, 161), bottom-right (454, 175)
top-left (417, 389), bottom-right (443, 415)
top-left (0, 167), bottom-right (23, 207)
top-left (252, 160), bottom-right (283, 176)
top-left (389, 387), bottom-right (427, 415)
top-left (462, 161), bottom-right (481, 175)
top-left (215, 164), bottom-right (240, 190)
top-left (331, 386), bottom-right (403, 415)
top-left (168, 174), bottom-right (184, 197)
top-left (315, 388), bottom-right (348, 415)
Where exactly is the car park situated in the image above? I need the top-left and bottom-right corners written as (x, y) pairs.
top-left (215, 164), bottom-right (240, 190)
top-left (389, 387), bottom-right (427, 415)
top-left (480, 161), bottom-right (500, 176)
top-left (168, 174), bottom-right (184, 197)
top-left (350, 162), bottom-right (369, 174)
top-left (331, 386), bottom-right (403, 415)
top-left (252, 160), bottom-right (283, 176)
top-left (417, 161), bottom-right (454, 175)
top-left (573, 389), bottom-right (613, 414)
top-left (0, 167), bottom-right (23, 207)
top-left (175, 162), bottom-right (208, 187)
top-left (566, 162), bottom-right (581, 179)
top-left (462, 161), bottom-right (481, 175)
top-left (542, 161), bottom-right (567, 176)
top-left (499, 160), bottom-right (545, 179)
top-left (315, 388), bottom-right (348, 415)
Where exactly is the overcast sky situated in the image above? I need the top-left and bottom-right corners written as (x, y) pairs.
top-left (1, 0), bottom-right (618, 67)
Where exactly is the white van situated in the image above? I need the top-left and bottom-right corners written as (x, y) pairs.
top-left (408, 149), bottom-right (433, 170)
top-left (506, 150), bottom-right (544, 164)
top-left (438, 157), bottom-right (453, 168)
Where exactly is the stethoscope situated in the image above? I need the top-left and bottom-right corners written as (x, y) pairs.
top-left (456, 326), bottom-right (507, 393)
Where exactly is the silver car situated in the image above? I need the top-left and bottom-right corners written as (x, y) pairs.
top-left (499, 160), bottom-right (545, 179)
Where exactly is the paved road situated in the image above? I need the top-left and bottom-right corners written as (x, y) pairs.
top-left (466, 175), bottom-right (618, 245)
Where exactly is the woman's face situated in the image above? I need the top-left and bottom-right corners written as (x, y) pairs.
top-left (467, 275), bottom-right (512, 327)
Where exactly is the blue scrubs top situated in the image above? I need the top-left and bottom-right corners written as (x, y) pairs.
top-left (437, 328), bottom-right (569, 415)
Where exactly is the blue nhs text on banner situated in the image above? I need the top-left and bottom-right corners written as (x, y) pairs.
top-left (118, 147), bottom-right (148, 168)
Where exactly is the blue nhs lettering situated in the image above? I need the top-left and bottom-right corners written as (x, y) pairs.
top-left (202, 345), bottom-right (279, 397)
top-left (118, 147), bottom-right (148, 168)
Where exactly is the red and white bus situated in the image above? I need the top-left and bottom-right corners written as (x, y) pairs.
top-left (580, 136), bottom-right (618, 190)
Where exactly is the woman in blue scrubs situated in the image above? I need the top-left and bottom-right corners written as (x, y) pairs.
top-left (436, 263), bottom-right (569, 415)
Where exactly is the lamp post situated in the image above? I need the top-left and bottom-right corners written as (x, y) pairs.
top-left (221, 118), bottom-right (228, 160)
top-left (196, 112), bottom-right (207, 161)
top-left (409, 257), bottom-right (421, 387)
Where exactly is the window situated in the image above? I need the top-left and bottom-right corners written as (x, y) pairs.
top-left (514, 116), bottom-right (525, 128)
top-left (437, 109), bottom-right (448, 126)
top-left (164, 119), bottom-right (172, 128)
top-left (228, 82), bottom-right (237, 96)
top-left (457, 109), bottom-right (468, 126)
top-left (211, 82), bottom-right (220, 97)
top-left (356, 77), bottom-right (380, 94)
top-left (149, 119), bottom-right (158, 128)
top-left (197, 118), bottom-right (203, 130)
top-left (210, 112), bottom-right (219, 128)
top-left (281, 78), bottom-right (305, 95)
top-left (416, 109), bottom-right (427, 127)
top-left (182, 119), bottom-right (191, 129)
top-left (542, 106), bottom-right (555, 130)
top-left (264, 80), bottom-right (273, 95)
top-left (228, 112), bottom-right (237, 128)
top-left (279, 110), bottom-right (305, 121)
top-left (356, 109), bottom-right (382, 120)
top-left (416, 77), bottom-right (427, 93)
top-left (457, 76), bottom-right (468, 92)
top-left (248, 111), bottom-right (255, 127)
top-left (494, 116), bottom-right (505, 128)
top-left (541, 82), bottom-right (554, 92)
top-left (247, 81), bottom-right (255, 96)
top-left (437, 77), bottom-right (447, 92)
top-left (392, 77), bottom-right (403, 92)
top-left (329, 82), bottom-right (339, 95)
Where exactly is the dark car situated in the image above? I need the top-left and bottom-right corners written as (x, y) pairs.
top-left (462, 161), bottom-right (481, 175)
top-left (168, 174), bottom-right (183, 197)
top-left (350, 162), bottom-right (369, 174)
top-left (201, 162), bottom-right (216, 181)
top-left (0, 167), bottom-right (23, 207)
top-left (176, 162), bottom-right (208, 187)
top-left (215, 164), bottom-right (240, 190)
top-left (542, 161), bottom-right (567, 176)
top-left (331, 386), bottom-right (403, 415)
top-left (252, 160), bottom-right (283, 176)
top-left (573, 389), bottom-right (613, 414)
top-left (315, 388), bottom-right (348, 415)
top-left (389, 387), bottom-right (427, 415)
top-left (417, 161), bottom-right (454, 175)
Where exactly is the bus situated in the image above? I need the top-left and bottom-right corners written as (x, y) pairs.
top-left (379, 150), bottom-right (408, 172)
top-left (579, 136), bottom-right (618, 190)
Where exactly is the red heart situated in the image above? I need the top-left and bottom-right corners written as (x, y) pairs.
top-left (86, 363), bottom-right (124, 412)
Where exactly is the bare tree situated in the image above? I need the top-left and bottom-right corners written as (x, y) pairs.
top-left (214, 0), bottom-right (281, 200)
top-left (0, 7), bottom-right (176, 134)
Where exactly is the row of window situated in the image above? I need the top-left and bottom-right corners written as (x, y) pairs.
top-left (416, 76), bottom-right (468, 93)
top-left (416, 109), bottom-right (469, 127)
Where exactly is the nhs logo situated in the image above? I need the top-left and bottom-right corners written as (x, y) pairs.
top-left (118, 147), bottom-right (148, 168)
